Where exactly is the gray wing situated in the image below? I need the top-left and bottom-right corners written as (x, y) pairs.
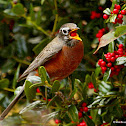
top-left (18, 36), bottom-right (64, 82)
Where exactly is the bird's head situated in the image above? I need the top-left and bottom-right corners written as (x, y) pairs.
top-left (58, 23), bottom-right (82, 46)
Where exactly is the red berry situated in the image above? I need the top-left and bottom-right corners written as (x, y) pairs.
top-left (101, 28), bottom-right (105, 33)
top-left (103, 14), bottom-right (109, 19)
top-left (89, 116), bottom-right (93, 119)
top-left (90, 15), bottom-right (95, 20)
top-left (100, 61), bottom-right (106, 66)
top-left (115, 55), bottom-right (119, 58)
top-left (111, 57), bottom-right (116, 62)
top-left (36, 88), bottom-right (40, 93)
top-left (78, 112), bottom-right (83, 118)
top-left (43, 97), bottom-right (46, 100)
top-left (96, 32), bottom-right (103, 38)
top-left (118, 18), bottom-right (123, 24)
top-left (98, 6), bottom-right (103, 11)
top-left (82, 102), bottom-right (87, 107)
top-left (98, 59), bottom-right (103, 65)
top-left (55, 119), bottom-right (61, 124)
top-left (88, 83), bottom-right (94, 89)
top-left (114, 4), bottom-right (117, 9)
top-left (111, 67), bottom-right (115, 71)
top-left (106, 58), bottom-right (111, 62)
top-left (98, 29), bottom-right (104, 33)
top-left (118, 14), bottom-right (123, 19)
top-left (94, 88), bottom-right (97, 92)
top-left (80, 107), bottom-right (83, 112)
top-left (107, 62), bottom-right (112, 67)
top-left (48, 99), bottom-right (51, 101)
top-left (115, 5), bottom-right (121, 10)
top-left (119, 44), bottom-right (124, 48)
top-left (98, 38), bottom-right (101, 42)
top-left (83, 107), bottom-right (88, 112)
top-left (101, 67), bottom-right (107, 72)
top-left (113, 19), bottom-right (118, 24)
top-left (79, 122), bottom-right (87, 126)
top-left (118, 48), bottom-right (123, 52)
top-left (116, 68), bottom-right (120, 72)
top-left (96, 13), bottom-right (101, 18)
top-left (110, 53), bottom-right (115, 57)
top-left (121, 10), bottom-right (126, 15)
top-left (113, 9), bottom-right (119, 14)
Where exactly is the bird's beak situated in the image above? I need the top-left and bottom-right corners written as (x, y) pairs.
top-left (69, 28), bottom-right (82, 41)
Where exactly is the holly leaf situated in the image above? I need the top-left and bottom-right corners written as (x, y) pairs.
top-left (103, 69), bottom-right (111, 82)
top-left (93, 30), bottom-right (116, 54)
top-left (24, 80), bottom-right (36, 102)
top-left (116, 56), bottom-right (126, 65)
top-left (114, 25), bottom-right (126, 37)
top-left (13, 3), bottom-right (25, 15)
top-left (103, 8), bottom-right (111, 15)
top-left (68, 105), bottom-right (79, 123)
top-left (0, 79), bottom-right (9, 89)
top-left (51, 80), bottom-right (60, 93)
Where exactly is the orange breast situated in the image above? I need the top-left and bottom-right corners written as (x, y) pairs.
top-left (43, 41), bottom-right (84, 81)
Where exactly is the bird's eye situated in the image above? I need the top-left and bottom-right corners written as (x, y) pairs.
top-left (63, 30), bottom-right (67, 34)
top-left (61, 27), bottom-right (70, 35)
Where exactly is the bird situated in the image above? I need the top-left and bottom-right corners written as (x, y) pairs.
top-left (0, 23), bottom-right (84, 120)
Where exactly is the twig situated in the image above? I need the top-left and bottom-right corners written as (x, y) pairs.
top-left (52, 0), bottom-right (58, 34)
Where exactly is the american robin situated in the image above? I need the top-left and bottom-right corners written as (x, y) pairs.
top-left (0, 23), bottom-right (84, 120)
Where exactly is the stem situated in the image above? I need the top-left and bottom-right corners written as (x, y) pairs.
top-left (52, 0), bottom-right (58, 34)
top-left (12, 56), bottom-right (30, 65)
top-left (22, 15), bottom-right (50, 37)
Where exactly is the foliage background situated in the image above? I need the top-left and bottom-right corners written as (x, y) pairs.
top-left (0, 0), bottom-right (126, 126)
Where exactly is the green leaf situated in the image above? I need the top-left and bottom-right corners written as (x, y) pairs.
top-left (24, 80), bottom-right (36, 102)
top-left (1, 59), bottom-right (16, 73)
top-left (93, 30), bottom-right (117, 54)
top-left (85, 74), bottom-right (91, 84)
top-left (13, 3), bottom-right (25, 15)
top-left (103, 69), bottom-right (111, 82)
top-left (82, 82), bottom-right (87, 100)
top-left (108, 41), bottom-right (114, 53)
top-left (12, 64), bottom-right (21, 89)
top-left (114, 25), bottom-right (126, 37)
top-left (47, 96), bottom-right (57, 107)
top-left (36, 11), bottom-right (41, 25)
top-left (95, 67), bottom-right (101, 77)
top-left (91, 72), bottom-right (97, 89)
top-left (51, 80), bottom-right (60, 93)
top-left (103, 8), bottom-right (111, 15)
top-left (99, 81), bottom-right (112, 93)
top-left (30, 4), bottom-right (35, 21)
top-left (69, 88), bottom-right (77, 99)
top-left (20, 101), bottom-right (41, 114)
top-left (38, 66), bottom-right (48, 83)
top-left (30, 82), bottom-right (44, 89)
top-left (110, 14), bottom-right (117, 22)
top-left (32, 38), bottom-right (49, 55)
top-left (84, 113), bottom-right (95, 126)
top-left (68, 105), bottom-right (79, 123)
top-left (116, 56), bottom-right (126, 65)
top-left (0, 79), bottom-right (9, 89)
top-left (41, 0), bottom-right (45, 5)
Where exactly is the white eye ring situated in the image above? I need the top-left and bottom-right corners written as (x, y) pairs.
top-left (61, 27), bottom-right (70, 35)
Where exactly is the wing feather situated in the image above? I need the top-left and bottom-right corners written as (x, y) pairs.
top-left (18, 36), bottom-right (64, 82)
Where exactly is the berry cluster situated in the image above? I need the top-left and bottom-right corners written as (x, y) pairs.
top-left (98, 44), bottom-right (125, 77)
top-left (103, 4), bottom-right (126, 24)
top-left (96, 27), bottom-right (109, 42)
top-left (90, 11), bottom-right (102, 20)
top-left (88, 82), bottom-right (98, 92)
top-left (70, 102), bottom-right (92, 126)
top-left (55, 119), bottom-right (61, 124)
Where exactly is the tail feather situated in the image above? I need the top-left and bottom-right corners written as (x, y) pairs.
top-left (0, 85), bottom-right (25, 120)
